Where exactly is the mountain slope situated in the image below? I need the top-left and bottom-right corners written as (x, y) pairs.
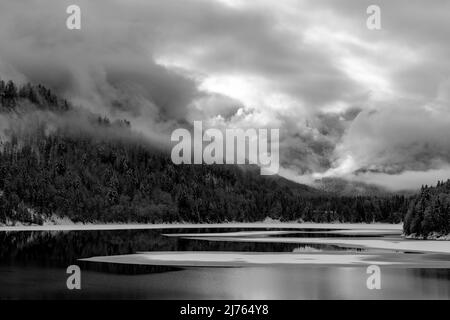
top-left (0, 78), bottom-right (409, 225)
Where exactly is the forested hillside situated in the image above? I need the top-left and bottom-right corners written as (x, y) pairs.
top-left (0, 126), bottom-right (410, 224)
top-left (404, 181), bottom-right (450, 237)
top-left (0, 79), bottom-right (420, 226)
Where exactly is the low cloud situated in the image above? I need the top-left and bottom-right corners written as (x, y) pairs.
top-left (1, 0), bottom-right (450, 190)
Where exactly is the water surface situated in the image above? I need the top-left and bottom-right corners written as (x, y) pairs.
top-left (0, 225), bottom-right (449, 299)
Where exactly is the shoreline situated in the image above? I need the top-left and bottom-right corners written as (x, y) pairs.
top-left (0, 221), bottom-right (403, 232)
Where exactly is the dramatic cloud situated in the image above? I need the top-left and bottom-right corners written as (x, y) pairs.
top-left (1, 0), bottom-right (450, 190)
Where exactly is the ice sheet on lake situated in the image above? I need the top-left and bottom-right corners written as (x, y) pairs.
top-left (80, 251), bottom-right (450, 268)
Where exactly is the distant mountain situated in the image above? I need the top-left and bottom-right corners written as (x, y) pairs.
top-left (263, 173), bottom-right (324, 197)
top-left (314, 177), bottom-right (415, 197)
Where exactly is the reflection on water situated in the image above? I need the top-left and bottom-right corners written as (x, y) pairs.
top-left (0, 228), bottom-right (449, 299)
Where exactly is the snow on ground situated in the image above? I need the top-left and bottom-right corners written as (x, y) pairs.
top-left (0, 222), bottom-right (402, 232)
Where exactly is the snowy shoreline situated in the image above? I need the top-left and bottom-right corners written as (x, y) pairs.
top-left (0, 221), bottom-right (403, 232)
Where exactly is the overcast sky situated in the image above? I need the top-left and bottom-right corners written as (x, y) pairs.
top-left (1, 0), bottom-right (450, 190)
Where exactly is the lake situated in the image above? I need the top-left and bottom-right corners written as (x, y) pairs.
top-left (1, 223), bottom-right (449, 299)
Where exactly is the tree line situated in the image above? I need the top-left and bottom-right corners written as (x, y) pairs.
top-left (403, 181), bottom-right (450, 237)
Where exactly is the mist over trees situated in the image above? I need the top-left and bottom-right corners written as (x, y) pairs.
top-left (0, 79), bottom-right (449, 237)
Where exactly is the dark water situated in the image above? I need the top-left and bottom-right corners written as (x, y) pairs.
top-left (1, 229), bottom-right (450, 299)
